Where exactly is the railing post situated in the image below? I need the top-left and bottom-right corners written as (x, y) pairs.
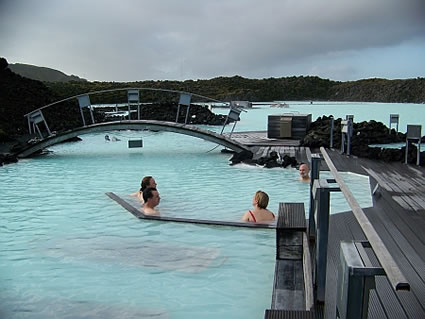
top-left (329, 116), bottom-right (334, 148)
top-left (341, 119), bottom-right (353, 156)
top-left (308, 154), bottom-right (321, 240)
top-left (220, 107), bottom-right (242, 136)
top-left (312, 178), bottom-right (340, 302)
top-left (127, 89), bottom-right (140, 120)
top-left (389, 114), bottom-right (399, 133)
top-left (176, 93), bottom-right (192, 124)
top-left (336, 241), bottom-right (385, 319)
top-left (77, 95), bottom-right (95, 126)
top-left (27, 110), bottom-right (52, 138)
top-left (405, 125), bottom-right (422, 165)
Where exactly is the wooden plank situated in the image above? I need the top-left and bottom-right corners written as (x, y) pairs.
top-left (303, 232), bottom-right (314, 310)
top-left (106, 192), bottom-right (276, 229)
top-left (272, 259), bottom-right (305, 310)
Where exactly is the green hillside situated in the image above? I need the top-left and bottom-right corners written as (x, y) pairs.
top-left (8, 63), bottom-right (87, 82)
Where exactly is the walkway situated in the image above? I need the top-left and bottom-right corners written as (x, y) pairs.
top-left (324, 149), bottom-right (425, 318)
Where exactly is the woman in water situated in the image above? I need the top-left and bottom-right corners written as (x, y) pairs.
top-left (241, 190), bottom-right (275, 223)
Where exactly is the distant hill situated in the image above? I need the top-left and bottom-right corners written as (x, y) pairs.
top-left (8, 63), bottom-right (87, 83)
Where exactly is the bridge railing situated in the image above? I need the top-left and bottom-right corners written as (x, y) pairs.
top-left (24, 87), bottom-right (230, 139)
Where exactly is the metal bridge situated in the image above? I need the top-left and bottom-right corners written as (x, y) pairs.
top-left (19, 87), bottom-right (248, 158)
top-left (17, 120), bottom-right (250, 158)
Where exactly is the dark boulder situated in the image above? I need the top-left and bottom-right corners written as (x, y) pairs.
top-left (229, 150), bottom-right (253, 165)
top-left (0, 153), bottom-right (18, 166)
top-left (301, 115), bottom-right (425, 165)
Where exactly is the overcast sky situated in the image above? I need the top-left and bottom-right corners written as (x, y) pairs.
top-left (1, 0), bottom-right (425, 82)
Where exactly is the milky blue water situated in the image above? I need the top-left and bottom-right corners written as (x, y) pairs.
top-left (1, 101), bottom-right (423, 318)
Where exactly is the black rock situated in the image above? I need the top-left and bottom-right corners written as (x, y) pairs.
top-left (0, 153), bottom-right (18, 166)
top-left (229, 150), bottom-right (253, 165)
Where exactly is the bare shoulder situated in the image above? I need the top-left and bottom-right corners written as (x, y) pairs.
top-left (241, 211), bottom-right (250, 221)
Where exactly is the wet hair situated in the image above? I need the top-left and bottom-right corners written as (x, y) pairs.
top-left (143, 187), bottom-right (157, 202)
top-left (299, 163), bottom-right (310, 172)
top-left (255, 190), bottom-right (269, 209)
top-left (140, 176), bottom-right (153, 192)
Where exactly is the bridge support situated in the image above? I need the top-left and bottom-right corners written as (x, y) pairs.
top-left (389, 114), bottom-right (399, 133)
top-left (405, 125), bottom-right (422, 165)
top-left (341, 118), bottom-right (353, 156)
top-left (27, 110), bottom-right (52, 138)
top-left (220, 106), bottom-right (242, 137)
top-left (127, 89), bottom-right (140, 120)
top-left (176, 93), bottom-right (192, 124)
top-left (77, 95), bottom-right (95, 126)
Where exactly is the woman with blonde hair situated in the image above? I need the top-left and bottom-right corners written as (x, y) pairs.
top-left (241, 190), bottom-right (275, 223)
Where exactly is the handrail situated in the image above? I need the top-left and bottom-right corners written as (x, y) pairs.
top-left (320, 147), bottom-right (410, 291)
top-left (24, 87), bottom-right (227, 117)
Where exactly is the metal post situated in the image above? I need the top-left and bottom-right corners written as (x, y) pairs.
top-left (89, 106), bottom-right (95, 124)
top-left (35, 124), bottom-right (43, 138)
top-left (309, 154), bottom-right (321, 239)
top-left (175, 104), bottom-right (181, 123)
top-left (347, 119), bottom-right (352, 156)
top-left (330, 116), bottom-right (334, 148)
top-left (405, 125), bottom-right (422, 165)
top-left (184, 105), bottom-right (190, 124)
top-left (336, 241), bottom-right (385, 319)
top-left (220, 116), bottom-right (229, 135)
top-left (27, 116), bottom-right (32, 134)
top-left (228, 121), bottom-right (238, 138)
top-left (40, 111), bottom-right (52, 136)
top-left (77, 95), bottom-right (92, 127)
top-left (80, 107), bottom-right (86, 127)
top-left (389, 114), bottom-right (399, 133)
top-left (313, 179), bottom-right (340, 302)
top-left (417, 140), bottom-right (421, 166)
top-left (128, 89), bottom-right (140, 120)
top-left (220, 107), bottom-right (242, 135)
top-left (177, 93), bottom-right (192, 124)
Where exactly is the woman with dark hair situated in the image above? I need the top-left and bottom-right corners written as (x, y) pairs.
top-left (130, 176), bottom-right (157, 202)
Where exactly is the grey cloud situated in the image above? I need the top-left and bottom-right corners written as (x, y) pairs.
top-left (1, 0), bottom-right (424, 81)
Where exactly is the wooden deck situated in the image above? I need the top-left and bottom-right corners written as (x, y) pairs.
top-left (228, 130), bottom-right (311, 164)
top-left (227, 131), bottom-right (301, 147)
top-left (323, 149), bottom-right (425, 318)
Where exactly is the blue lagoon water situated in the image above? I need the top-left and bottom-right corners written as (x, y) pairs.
top-left (1, 101), bottom-right (423, 318)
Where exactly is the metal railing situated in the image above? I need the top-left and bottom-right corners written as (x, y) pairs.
top-left (23, 87), bottom-right (235, 139)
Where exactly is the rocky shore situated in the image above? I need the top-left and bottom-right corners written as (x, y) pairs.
top-left (300, 116), bottom-right (424, 166)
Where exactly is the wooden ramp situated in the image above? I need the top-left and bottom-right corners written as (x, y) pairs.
top-left (105, 192), bottom-right (276, 229)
